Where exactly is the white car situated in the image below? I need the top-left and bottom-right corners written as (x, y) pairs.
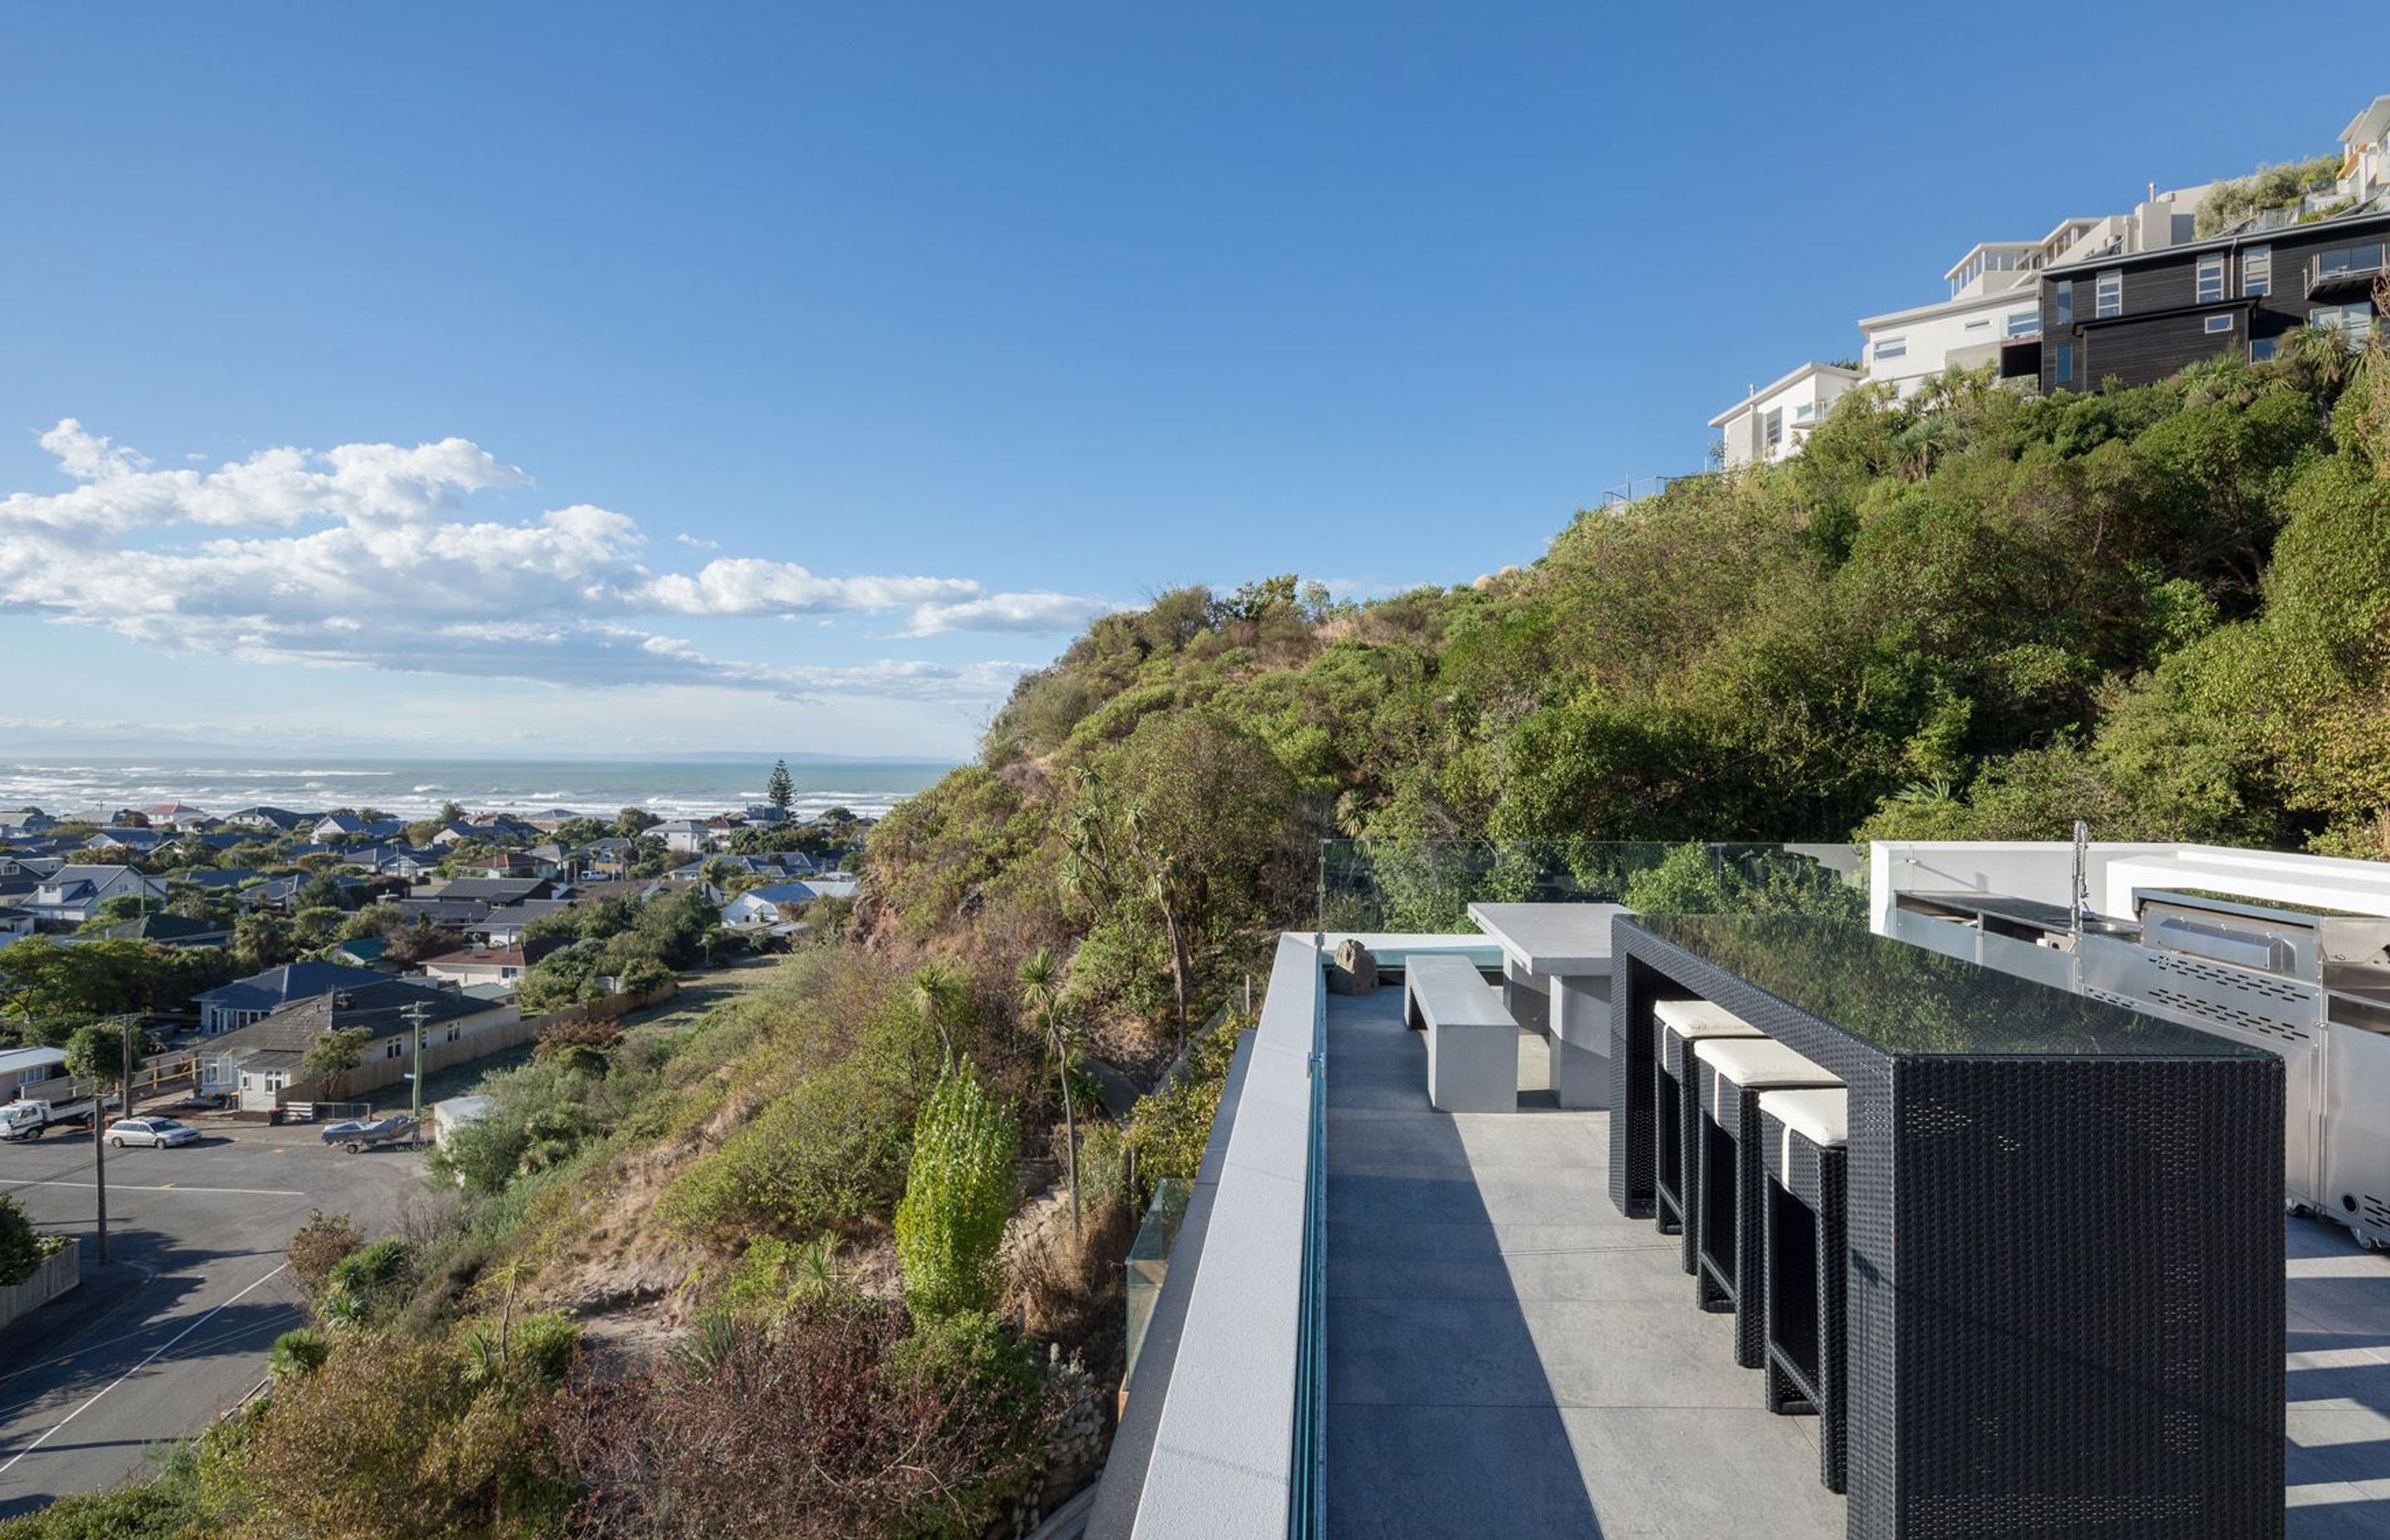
top-left (105, 1117), bottom-right (199, 1149)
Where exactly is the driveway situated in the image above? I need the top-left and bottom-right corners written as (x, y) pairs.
top-left (0, 1118), bottom-right (425, 1516)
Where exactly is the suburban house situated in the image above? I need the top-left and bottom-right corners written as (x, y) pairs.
top-left (198, 979), bottom-right (523, 1111)
top-left (655, 818), bottom-right (711, 856)
top-left (422, 877), bottom-right (557, 906)
top-left (19, 865), bottom-right (169, 926)
top-left (0, 909), bottom-right (33, 946)
top-left (0, 1047), bottom-right (69, 1100)
top-left (83, 826), bottom-right (172, 855)
top-left (137, 802), bottom-right (211, 829)
top-left (479, 899), bottom-right (578, 946)
top-left (2037, 205), bottom-right (2390, 393)
top-left (802, 870), bottom-right (860, 901)
top-left (0, 811), bottom-right (58, 838)
top-left (194, 960), bottom-right (388, 1036)
top-left (93, 912), bottom-right (233, 948)
top-left (720, 880), bottom-right (819, 931)
top-left (220, 805), bottom-right (306, 833)
top-left (417, 938), bottom-right (559, 989)
top-left (313, 813), bottom-right (408, 843)
top-left (326, 935), bottom-right (393, 969)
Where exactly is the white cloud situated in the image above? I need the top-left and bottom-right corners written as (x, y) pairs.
top-left (902, 590), bottom-right (1121, 636)
top-left (0, 420), bottom-right (1109, 704)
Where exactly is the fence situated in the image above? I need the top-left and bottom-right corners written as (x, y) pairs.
top-left (0, 1245), bottom-right (80, 1333)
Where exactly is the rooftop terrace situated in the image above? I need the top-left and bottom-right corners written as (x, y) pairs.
top-left (1319, 978), bottom-right (1846, 1537)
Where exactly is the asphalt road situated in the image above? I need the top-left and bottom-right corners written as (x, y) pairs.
top-left (0, 1118), bottom-right (426, 1517)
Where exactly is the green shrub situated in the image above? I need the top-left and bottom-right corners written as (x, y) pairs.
top-left (894, 1061), bottom-right (1019, 1318)
top-left (268, 1328), bottom-right (330, 1377)
top-left (660, 1045), bottom-right (917, 1245)
top-left (0, 1196), bottom-right (46, 1287)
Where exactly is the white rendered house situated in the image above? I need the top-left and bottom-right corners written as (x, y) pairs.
top-left (1708, 361), bottom-right (1863, 470)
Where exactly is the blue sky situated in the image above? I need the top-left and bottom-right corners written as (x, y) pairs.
top-left (1, 4), bottom-right (2379, 758)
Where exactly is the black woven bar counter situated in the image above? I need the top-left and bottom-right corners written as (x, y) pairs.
top-left (1607, 913), bottom-right (2284, 1540)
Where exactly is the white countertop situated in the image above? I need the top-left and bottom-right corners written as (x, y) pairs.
top-left (1466, 901), bottom-right (1628, 976)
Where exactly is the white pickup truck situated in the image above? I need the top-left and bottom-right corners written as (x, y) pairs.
top-left (0, 1094), bottom-right (116, 1143)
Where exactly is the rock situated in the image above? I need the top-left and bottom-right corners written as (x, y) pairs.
top-left (1327, 938), bottom-right (1378, 995)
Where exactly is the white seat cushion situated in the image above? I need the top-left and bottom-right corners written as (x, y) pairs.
top-left (1654, 998), bottom-right (1758, 1040)
top-left (1761, 1088), bottom-right (1849, 1164)
top-left (1694, 1037), bottom-right (1839, 1089)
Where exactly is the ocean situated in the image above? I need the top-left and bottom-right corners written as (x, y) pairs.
top-left (0, 756), bottom-right (958, 825)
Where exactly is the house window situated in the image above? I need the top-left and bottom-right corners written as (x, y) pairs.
top-left (446, 1025), bottom-right (462, 1043)
top-left (1763, 408), bottom-right (1783, 449)
top-left (2095, 270), bottom-right (2123, 318)
top-left (2195, 256), bottom-right (2226, 304)
top-left (2317, 243), bottom-right (2386, 280)
top-left (2243, 246), bottom-right (2272, 297)
top-left (2054, 280), bottom-right (2074, 326)
top-left (2251, 337), bottom-right (2278, 362)
top-left (2007, 310), bottom-right (2038, 338)
top-left (2312, 302), bottom-right (2378, 341)
top-left (1874, 335), bottom-right (1908, 361)
top-left (2205, 314), bottom-right (2235, 334)
top-left (2052, 343), bottom-right (2075, 385)
top-left (385, 1040), bottom-right (403, 1060)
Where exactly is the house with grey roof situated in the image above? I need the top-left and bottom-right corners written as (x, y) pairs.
top-left (92, 912), bottom-right (233, 949)
top-left (193, 960), bottom-right (387, 1036)
top-left (197, 978), bottom-right (520, 1110)
top-left (19, 865), bottom-right (168, 926)
top-left (220, 805), bottom-right (308, 832)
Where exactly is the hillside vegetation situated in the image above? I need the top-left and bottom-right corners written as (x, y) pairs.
top-left (12, 332), bottom-right (2390, 1539)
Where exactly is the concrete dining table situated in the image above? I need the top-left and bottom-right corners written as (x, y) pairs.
top-left (1466, 900), bottom-right (1627, 1109)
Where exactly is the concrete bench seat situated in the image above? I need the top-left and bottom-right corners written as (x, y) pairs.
top-left (1406, 954), bottom-right (1519, 1113)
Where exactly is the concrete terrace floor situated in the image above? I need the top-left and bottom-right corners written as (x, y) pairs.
top-left (1321, 983), bottom-right (1846, 1539)
top-left (1319, 982), bottom-right (2390, 1539)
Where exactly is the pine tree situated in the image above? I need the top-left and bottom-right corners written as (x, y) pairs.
top-left (764, 758), bottom-right (794, 819)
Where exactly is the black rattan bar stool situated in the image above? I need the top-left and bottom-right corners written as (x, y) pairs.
top-left (1653, 999), bottom-right (1763, 1264)
top-left (1692, 1039), bottom-right (1839, 1369)
top-left (1758, 1087), bottom-right (1850, 1494)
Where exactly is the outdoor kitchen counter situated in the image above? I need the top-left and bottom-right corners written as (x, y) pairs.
top-left (1609, 912), bottom-right (2285, 1540)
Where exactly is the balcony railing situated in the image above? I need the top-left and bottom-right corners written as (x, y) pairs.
top-left (2308, 243), bottom-right (2387, 299)
top-left (1318, 838), bottom-right (1866, 933)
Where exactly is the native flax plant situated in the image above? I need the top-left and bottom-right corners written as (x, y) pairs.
top-left (1017, 947), bottom-right (1080, 1234)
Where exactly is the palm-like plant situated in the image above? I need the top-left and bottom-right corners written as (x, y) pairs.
top-left (1018, 947), bottom-right (1080, 1233)
top-left (911, 959), bottom-right (963, 1060)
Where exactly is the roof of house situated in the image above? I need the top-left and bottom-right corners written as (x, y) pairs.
top-left (427, 878), bottom-right (553, 904)
top-left (1706, 361), bottom-right (1867, 427)
top-left (200, 979), bottom-right (494, 1058)
top-left (222, 805), bottom-right (306, 826)
top-left (422, 945), bottom-right (527, 969)
top-left (2344, 94), bottom-right (2390, 148)
top-left (195, 960), bottom-right (388, 1013)
top-left (0, 1046), bottom-right (68, 1079)
top-left (734, 881), bottom-right (819, 906)
top-left (43, 865), bottom-right (154, 889)
top-left (95, 913), bottom-right (232, 944)
top-left (479, 899), bottom-right (576, 929)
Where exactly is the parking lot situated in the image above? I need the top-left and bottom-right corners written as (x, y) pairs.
top-left (0, 1116), bottom-right (427, 1516)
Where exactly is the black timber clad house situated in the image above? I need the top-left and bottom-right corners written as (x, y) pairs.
top-left (2038, 207), bottom-right (2389, 393)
